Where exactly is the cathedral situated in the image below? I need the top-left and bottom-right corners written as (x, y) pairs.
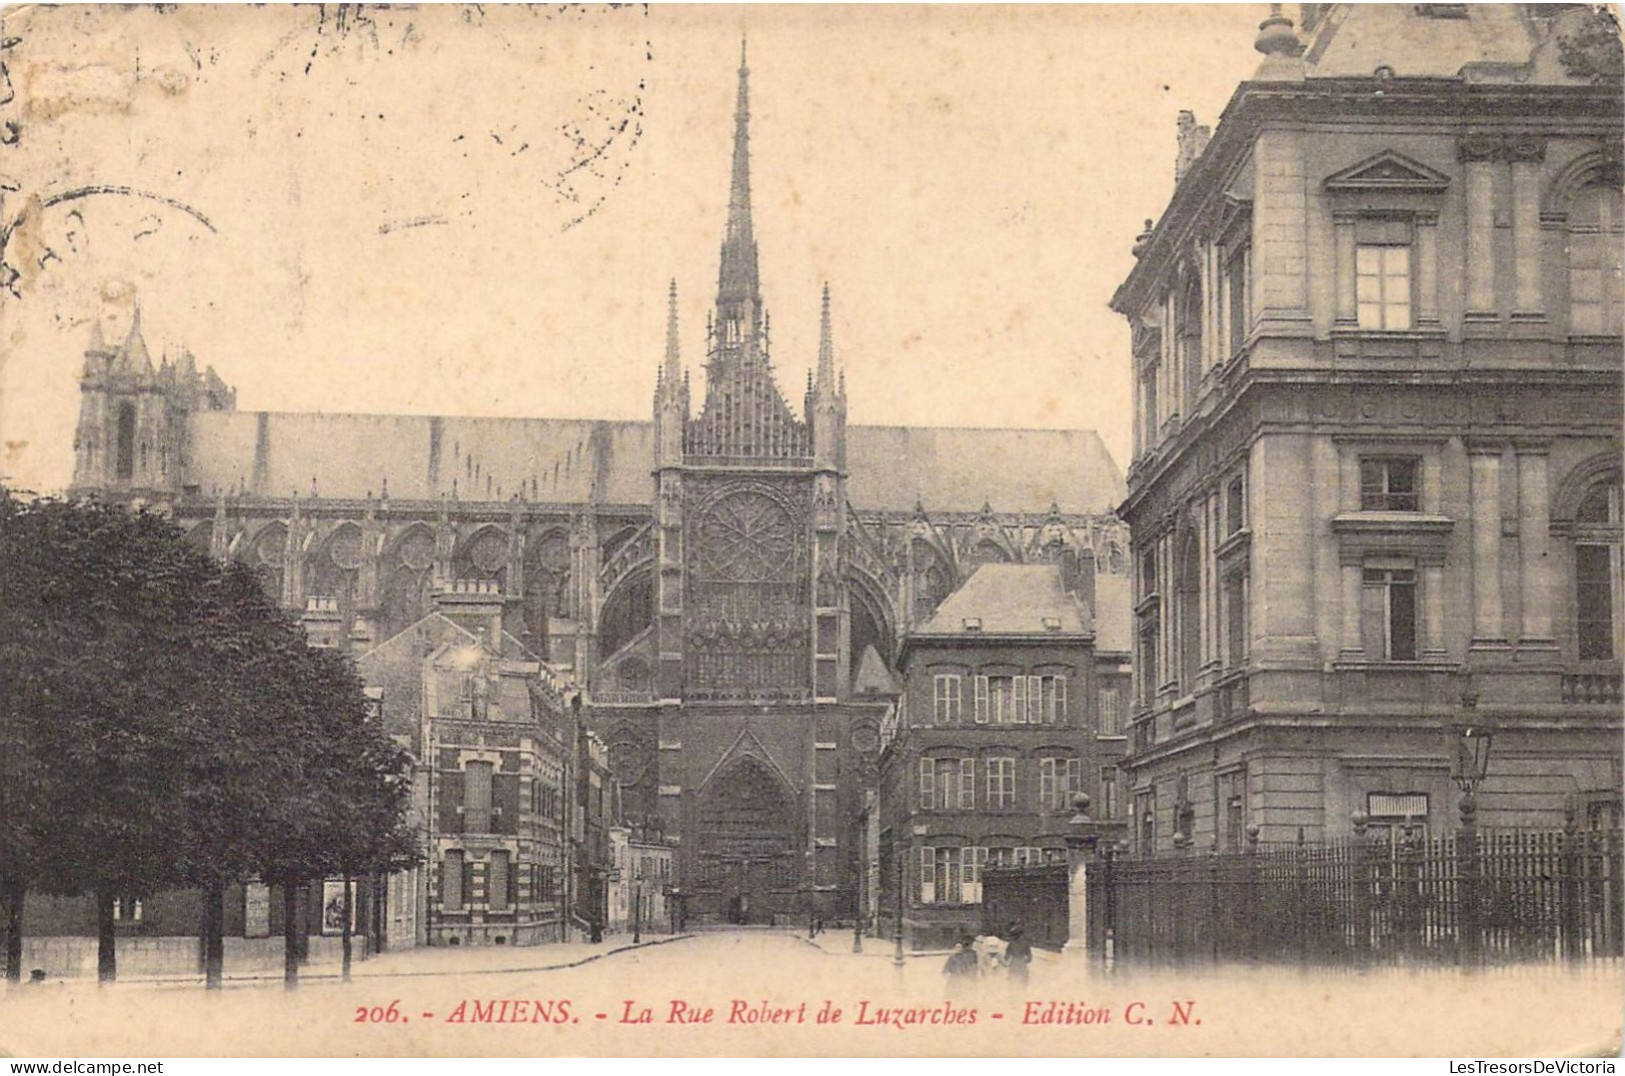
top-left (68, 52), bottom-right (1129, 925)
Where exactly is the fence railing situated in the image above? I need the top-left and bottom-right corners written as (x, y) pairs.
top-left (1080, 827), bottom-right (1623, 969)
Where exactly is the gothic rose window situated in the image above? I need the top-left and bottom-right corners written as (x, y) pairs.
top-left (699, 491), bottom-right (797, 581)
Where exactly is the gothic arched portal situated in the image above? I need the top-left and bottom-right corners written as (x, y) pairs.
top-left (696, 755), bottom-right (799, 924)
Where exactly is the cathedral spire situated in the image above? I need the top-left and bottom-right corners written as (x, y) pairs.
top-left (817, 282), bottom-right (835, 389)
top-left (689, 45), bottom-right (808, 462)
top-left (665, 277), bottom-right (681, 382)
top-left (717, 37), bottom-right (759, 308)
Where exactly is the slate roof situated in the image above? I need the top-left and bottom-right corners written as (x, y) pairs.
top-left (185, 411), bottom-right (1124, 515)
top-left (914, 563), bottom-right (1089, 638)
top-left (852, 643), bottom-right (903, 696)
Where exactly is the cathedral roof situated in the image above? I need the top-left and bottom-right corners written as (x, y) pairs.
top-left (185, 411), bottom-right (1125, 515)
top-left (913, 563), bottom-right (1090, 639)
top-left (844, 425), bottom-right (1123, 515)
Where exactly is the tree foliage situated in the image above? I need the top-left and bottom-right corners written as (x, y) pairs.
top-left (0, 489), bottom-right (417, 982)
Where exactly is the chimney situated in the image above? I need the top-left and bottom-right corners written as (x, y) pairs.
top-left (1174, 111), bottom-right (1212, 184)
top-left (433, 578), bottom-right (505, 651)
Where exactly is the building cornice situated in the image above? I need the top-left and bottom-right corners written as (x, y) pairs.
top-left (898, 631), bottom-right (1094, 668)
top-left (1111, 79), bottom-right (1624, 320)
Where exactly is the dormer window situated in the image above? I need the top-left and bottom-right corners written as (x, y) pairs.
top-left (961, 617), bottom-right (982, 632)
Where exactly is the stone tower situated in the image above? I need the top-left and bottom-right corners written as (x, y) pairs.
top-left (643, 43), bottom-right (853, 921)
top-left (69, 308), bottom-right (235, 504)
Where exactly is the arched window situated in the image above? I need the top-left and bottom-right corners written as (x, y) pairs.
top-left (1575, 479), bottom-right (1622, 661)
top-left (1176, 529), bottom-right (1201, 691)
top-left (115, 402), bottom-right (136, 481)
top-left (1180, 273), bottom-right (1204, 406)
top-left (1568, 185), bottom-right (1623, 337)
top-left (911, 540), bottom-right (950, 623)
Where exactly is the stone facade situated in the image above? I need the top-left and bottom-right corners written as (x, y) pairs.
top-left (1112, 4), bottom-right (1623, 854)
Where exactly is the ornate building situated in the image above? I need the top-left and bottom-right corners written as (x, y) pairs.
top-left (68, 51), bottom-right (1129, 924)
top-left (1112, 4), bottom-right (1622, 854)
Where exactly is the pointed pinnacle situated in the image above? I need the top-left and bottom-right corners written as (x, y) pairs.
top-left (665, 278), bottom-right (681, 380)
top-left (817, 283), bottom-right (835, 387)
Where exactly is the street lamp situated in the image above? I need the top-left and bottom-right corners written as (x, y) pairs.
top-left (1452, 666), bottom-right (1493, 969)
top-left (633, 879), bottom-right (642, 945)
top-left (893, 823), bottom-right (927, 971)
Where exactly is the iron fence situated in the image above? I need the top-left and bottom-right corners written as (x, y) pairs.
top-left (1084, 826), bottom-right (1623, 968)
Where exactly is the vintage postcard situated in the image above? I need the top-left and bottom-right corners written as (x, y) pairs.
top-left (0, 2), bottom-right (1621, 1059)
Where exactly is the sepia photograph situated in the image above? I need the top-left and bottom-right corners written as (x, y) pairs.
top-left (0, 1), bottom-right (1620, 1060)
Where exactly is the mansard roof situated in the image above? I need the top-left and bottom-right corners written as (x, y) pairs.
top-left (185, 411), bottom-right (1125, 516)
top-left (912, 563), bottom-right (1090, 639)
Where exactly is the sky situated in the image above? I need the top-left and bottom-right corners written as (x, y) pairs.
top-left (0, 4), bottom-right (1271, 496)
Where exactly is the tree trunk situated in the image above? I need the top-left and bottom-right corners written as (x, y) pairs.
top-left (370, 872), bottom-right (384, 958)
top-left (96, 890), bottom-right (116, 985)
top-left (282, 883), bottom-right (299, 991)
top-left (340, 873), bottom-right (353, 982)
top-left (295, 885), bottom-right (310, 965)
top-left (203, 879), bottom-right (224, 991)
top-left (2, 873), bottom-right (23, 984)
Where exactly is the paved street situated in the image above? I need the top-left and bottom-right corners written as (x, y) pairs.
top-left (0, 930), bottom-right (1618, 1057)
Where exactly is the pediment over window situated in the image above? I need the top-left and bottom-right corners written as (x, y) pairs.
top-left (1324, 151), bottom-right (1451, 194)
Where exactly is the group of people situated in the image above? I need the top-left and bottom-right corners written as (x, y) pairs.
top-left (944, 924), bottom-right (1033, 985)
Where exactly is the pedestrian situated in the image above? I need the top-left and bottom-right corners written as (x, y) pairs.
top-left (974, 931), bottom-right (1007, 977)
top-left (943, 934), bottom-right (980, 982)
top-left (1004, 926), bottom-right (1033, 985)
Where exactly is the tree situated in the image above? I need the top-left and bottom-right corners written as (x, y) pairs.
top-left (0, 489), bottom-right (416, 988)
top-left (0, 492), bottom-right (212, 982)
top-left (256, 642), bottom-right (417, 989)
top-left (302, 647), bottom-right (417, 981)
top-left (177, 560), bottom-right (310, 990)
